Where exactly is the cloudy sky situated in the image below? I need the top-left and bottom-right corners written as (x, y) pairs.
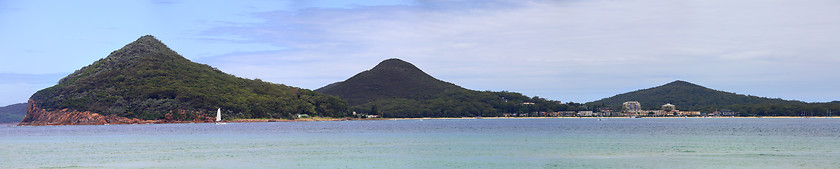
top-left (1, 0), bottom-right (839, 106)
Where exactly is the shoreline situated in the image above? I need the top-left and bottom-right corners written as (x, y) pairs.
top-left (380, 116), bottom-right (835, 120)
top-left (11, 116), bottom-right (836, 126)
top-left (229, 117), bottom-right (357, 123)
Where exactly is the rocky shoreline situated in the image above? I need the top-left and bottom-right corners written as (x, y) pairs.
top-left (18, 100), bottom-right (214, 126)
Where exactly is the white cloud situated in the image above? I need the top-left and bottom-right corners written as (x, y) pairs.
top-left (198, 0), bottom-right (840, 102)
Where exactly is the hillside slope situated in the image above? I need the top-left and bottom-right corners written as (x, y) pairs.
top-left (22, 35), bottom-right (348, 125)
top-left (587, 80), bottom-right (838, 116)
top-left (316, 58), bottom-right (463, 105)
top-left (316, 58), bottom-right (572, 117)
top-left (0, 103), bottom-right (26, 123)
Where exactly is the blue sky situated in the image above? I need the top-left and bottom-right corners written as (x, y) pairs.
top-left (1, 0), bottom-right (839, 106)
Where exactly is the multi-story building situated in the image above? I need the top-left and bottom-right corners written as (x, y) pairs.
top-left (623, 101), bottom-right (642, 112)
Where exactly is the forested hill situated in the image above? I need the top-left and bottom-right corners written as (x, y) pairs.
top-left (587, 80), bottom-right (839, 116)
top-left (0, 103), bottom-right (26, 123)
top-left (316, 58), bottom-right (463, 105)
top-left (316, 58), bottom-right (576, 118)
top-left (28, 35), bottom-right (349, 121)
top-left (588, 80), bottom-right (797, 109)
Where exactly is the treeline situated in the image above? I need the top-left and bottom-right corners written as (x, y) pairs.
top-left (351, 90), bottom-right (581, 118)
top-left (589, 101), bottom-right (840, 117)
top-left (713, 102), bottom-right (840, 116)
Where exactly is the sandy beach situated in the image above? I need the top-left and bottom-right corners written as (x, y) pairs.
top-left (383, 116), bottom-right (834, 120)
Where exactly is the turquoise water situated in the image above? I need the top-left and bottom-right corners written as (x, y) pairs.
top-left (2, 118), bottom-right (840, 168)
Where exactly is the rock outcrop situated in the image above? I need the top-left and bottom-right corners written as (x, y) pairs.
top-left (19, 100), bottom-right (144, 125)
top-left (18, 100), bottom-right (213, 126)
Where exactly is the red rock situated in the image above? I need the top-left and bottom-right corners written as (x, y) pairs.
top-left (18, 100), bottom-right (213, 126)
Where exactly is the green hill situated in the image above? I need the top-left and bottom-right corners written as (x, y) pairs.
top-left (587, 80), bottom-right (839, 116)
top-left (315, 58), bottom-right (462, 105)
top-left (0, 103), bottom-right (26, 123)
top-left (316, 58), bottom-right (574, 118)
top-left (27, 35), bottom-right (349, 122)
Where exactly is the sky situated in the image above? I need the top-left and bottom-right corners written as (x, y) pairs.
top-left (1, 0), bottom-right (839, 106)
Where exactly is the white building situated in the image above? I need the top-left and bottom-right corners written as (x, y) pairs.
top-left (623, 101), bottom-right (642, 112)
top-left (662, 103), bottom-right (676, 112)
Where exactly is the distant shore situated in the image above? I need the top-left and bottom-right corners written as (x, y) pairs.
top-left (7, 116), bottom-right (835, 127)
top-left (209, 116), bottom-right (840, 124)
top-left (229, 117), bottom-right (358, 123)
top-left (383, 116), bottom-right (836, 120)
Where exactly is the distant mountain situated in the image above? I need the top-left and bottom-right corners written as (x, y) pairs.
top-left (22, 35), bottom-right (348, 125)
top-left (0, 103), bottom-right (26, 123)
top-left (587, 80), bottom-right (838, 116)
top-left (316, 58), bottom-right (463, 105)
top-left (316, 58), bottom-right (572, 117)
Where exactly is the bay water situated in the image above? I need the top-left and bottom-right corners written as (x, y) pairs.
top-left (2, 118), bottom-right (839, 168)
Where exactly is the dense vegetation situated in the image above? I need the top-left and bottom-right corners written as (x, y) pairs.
top-left (587, 80), bottom-right (840, 116)
top-left (316, 59), bottom-right (461, 105)
top-left (722, 102), bottom-right (840, 116)
top-left (316, 59), bottom-right (577, 118)
top-left (0, 103), bottom-right (26, 123)
top-left (353, 90), bottom-right (585, 118)
top-left (30, 35), bottom-right (349, 120)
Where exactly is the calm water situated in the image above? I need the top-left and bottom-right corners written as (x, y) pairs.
top-left (2, 118), bottom-right (840, 168)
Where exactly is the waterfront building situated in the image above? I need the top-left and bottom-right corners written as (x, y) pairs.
top-left (712, 110), bottom-right (736, 116)
top-left (623, 101), bottom-right (642, 112)
top-left (578, 111), bottom-right (594, 116)
top-left (662, 103), bottom-right (676, 112)
top-left (679, 111), bottom-right (702, 116)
